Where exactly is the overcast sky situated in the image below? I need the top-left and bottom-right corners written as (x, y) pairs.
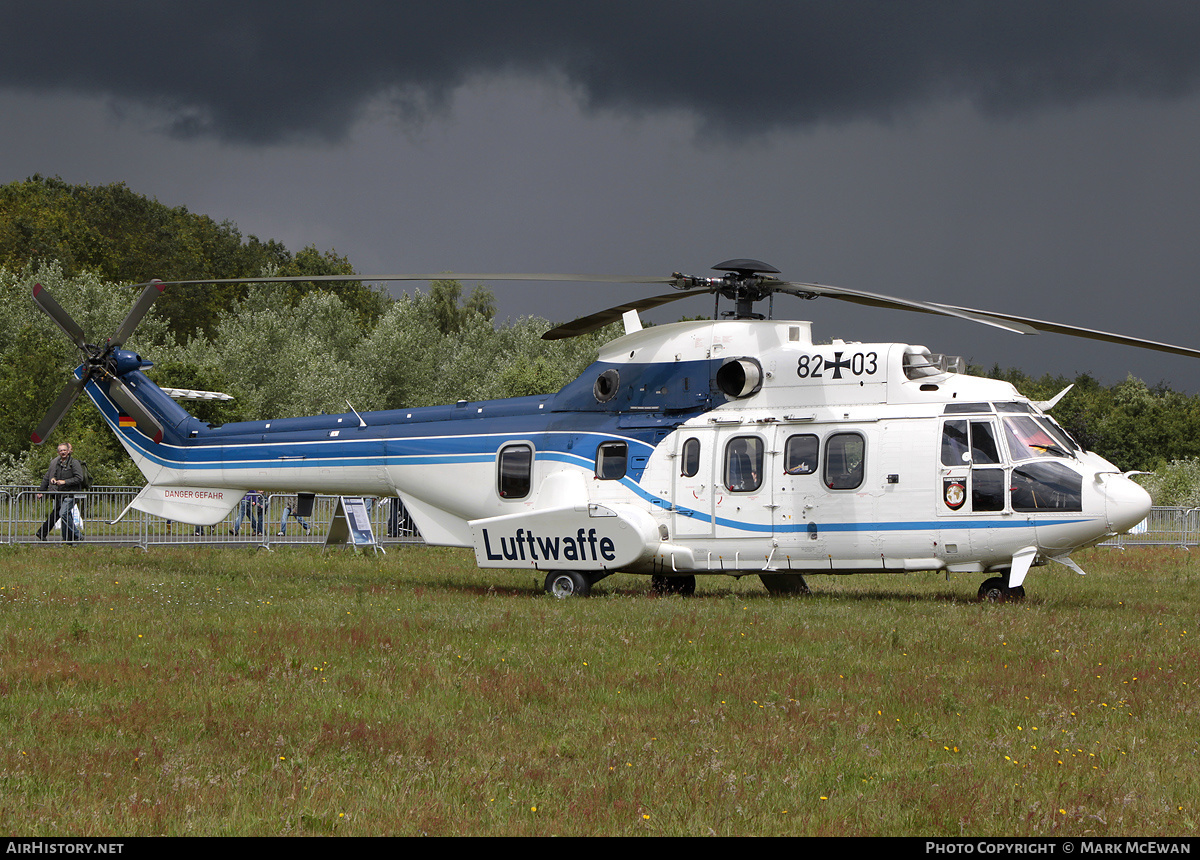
top-left (3, 1), bottom-right (1200, 391)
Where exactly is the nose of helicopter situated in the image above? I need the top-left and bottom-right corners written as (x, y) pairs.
top-left (1102, 473), bottom-right (1152, 535)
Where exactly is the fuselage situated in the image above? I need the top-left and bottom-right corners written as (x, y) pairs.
top-left (88, 318), bottom-right (1151, 582)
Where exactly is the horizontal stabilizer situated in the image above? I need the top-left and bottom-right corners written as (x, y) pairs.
top-left (121, 485), bottom-right (243, 526)
top-left (160, 387), bottom-right (234, 402)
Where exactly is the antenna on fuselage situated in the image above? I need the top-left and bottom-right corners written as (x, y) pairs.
top-left (346, 400), bottom-right (367, 428)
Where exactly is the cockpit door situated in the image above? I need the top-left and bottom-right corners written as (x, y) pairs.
top-left (937, 418), bottom-right (1008, 517)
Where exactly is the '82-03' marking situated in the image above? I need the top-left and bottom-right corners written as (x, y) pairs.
top-left (797, 350), bottom-right (879, 380)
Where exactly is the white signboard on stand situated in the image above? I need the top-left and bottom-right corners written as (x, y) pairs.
top-left (323, 497), bottom-right (385, 555)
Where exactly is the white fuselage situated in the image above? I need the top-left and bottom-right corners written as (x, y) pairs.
top-left (95, 318), bottom-right (1150, 584)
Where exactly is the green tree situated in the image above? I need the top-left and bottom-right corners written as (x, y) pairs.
top-left (979, 365), bottom-right (1200, 473)
top-left (427, 279), bottom-right (496, 334)
top-left (0, 176), bottom-right (386, 339)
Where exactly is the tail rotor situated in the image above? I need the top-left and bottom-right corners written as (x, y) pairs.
top-left (30, 280), bottom-right (166, 445)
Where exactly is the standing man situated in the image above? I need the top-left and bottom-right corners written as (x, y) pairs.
top-left (36, 442), bottom-right (85, 542)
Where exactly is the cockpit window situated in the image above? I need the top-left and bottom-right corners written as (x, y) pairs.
top-left (1037, 416), bottom-right (1081, 453)
top-left (1011, 462), bottom-right (1083, 512)
top-left (995, 402), bottom-right (1036, 414)
top-left (970, 421), bottom-right (1001, 464)
top-left (942, 420), bottom-right (1001, 465)
top-left (941, 420), bottom-right (969, 466)
top-left (1003, 416), bottom-right (1072, 460)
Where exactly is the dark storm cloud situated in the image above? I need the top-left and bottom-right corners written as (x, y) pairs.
top-left (4, 1), bottom-right (1200, 144)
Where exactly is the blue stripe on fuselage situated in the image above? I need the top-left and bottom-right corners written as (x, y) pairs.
top-left (85, 373), bottom-right (674, 479)
top-left (86, 363), bottom-right (1092, 540)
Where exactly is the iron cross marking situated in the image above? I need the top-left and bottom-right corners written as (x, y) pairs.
top-left (828, 351), bottom-right (853, 379)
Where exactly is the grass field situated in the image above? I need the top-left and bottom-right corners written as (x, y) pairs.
top-left (0, 543), bottom-right (1196, 837)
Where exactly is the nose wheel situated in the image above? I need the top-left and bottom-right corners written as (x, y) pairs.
top-left (977, 576), bottom-right (1026, 603)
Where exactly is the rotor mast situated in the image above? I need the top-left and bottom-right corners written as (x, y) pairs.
top-left (669, 258), bottom-right (783, 321)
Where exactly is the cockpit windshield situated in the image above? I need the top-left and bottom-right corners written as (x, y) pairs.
top-left (1038, 415), bottom-right (1081, 453)
top-left (1002, 415), bottom-right (1074, 460)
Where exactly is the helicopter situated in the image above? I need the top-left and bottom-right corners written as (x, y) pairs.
top-left (30, 259), bottom-right (1200, 600)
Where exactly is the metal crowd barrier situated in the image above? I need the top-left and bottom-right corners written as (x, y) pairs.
top-left (1, 485), bottom-right (1191, 552)
top-left (1098, 506), bottom-right (1198, 550)
top-left (3, 486), bottom-right (423, 550)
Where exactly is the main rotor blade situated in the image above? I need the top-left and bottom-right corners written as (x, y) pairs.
top-left (784, 281), bottom-right (1200, 358)
top-left (106, 376), bottom-right (165, 444)
top-left (145, 273), bottom-right (678, 287)
top-left (777, 282), bottom-right (1039, 335)
top-left (32, 283), bottom-right (88, 350)
top-left (32, 377), bottom-right (86, 444)
top-left (930, 302), bottom-right (1200, 359)
top-left (542, 290), bottom-right (716, 340)
top-left (109, 279), bottom-right (165, 348)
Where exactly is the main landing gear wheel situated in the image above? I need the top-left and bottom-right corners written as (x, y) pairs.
top-left (977, 576), bottom-right (1026, 603)
top-left (545, 570), bottom-right (592, 598)
top-left (759, 573), bottom-right (812, 596)
top-left (650, 574), bottom-right (696, 596)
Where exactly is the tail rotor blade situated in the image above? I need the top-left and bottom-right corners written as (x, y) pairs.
top-left (32, 377), bottom-right (86, 444)
top-left (106, 376), bottom-right (165, 444)
top-left (32, 283), bottom-right (87, 350)
top-left (109, 279), bottom-right (166, 347)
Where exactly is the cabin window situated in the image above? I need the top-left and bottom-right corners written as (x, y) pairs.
top-left (681, 437), bottom-right (700, 477)
top-left (1011, 462), bottom-right (1083, 512)
top-left (724, 436), bottom-right (764, 492)
top-left (497, 444), bottom-right (533, 499)
top-left (784, 434), bottom-right (819, 475)
top-left (824, 432), bottom-right (865, 490)
top-left (596, 441), bottom-right (628, 480)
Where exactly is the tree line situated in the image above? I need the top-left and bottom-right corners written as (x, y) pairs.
top-left (3, 177), bottom-right (1199, 502)
top-left (0, 177), bottom-right (610, 484)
